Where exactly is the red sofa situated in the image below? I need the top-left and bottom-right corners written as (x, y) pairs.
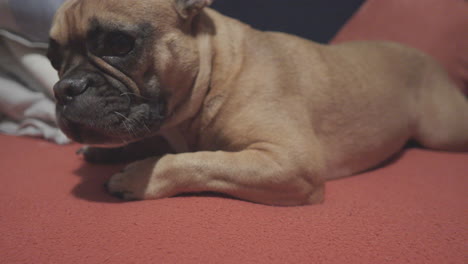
top-left (1, 1), bottom-right (467, 263)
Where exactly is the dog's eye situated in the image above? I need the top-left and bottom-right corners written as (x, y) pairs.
top-left (103, 32), bottom-right (135, 57)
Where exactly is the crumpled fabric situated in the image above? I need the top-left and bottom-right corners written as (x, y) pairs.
top-left (0, 0), bottom-right (70, 144)
top-left (0, 0), bottom-right (65, 43)
top-left (0, 36), bottom-right (70, 144)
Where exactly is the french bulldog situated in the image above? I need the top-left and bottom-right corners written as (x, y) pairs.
top-left (47, 0), bottom-right (468, 205)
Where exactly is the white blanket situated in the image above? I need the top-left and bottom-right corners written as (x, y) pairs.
top-left (0, 0), bottom-right (69, 144)
top-left (0, 35), bottom-right (70, 144)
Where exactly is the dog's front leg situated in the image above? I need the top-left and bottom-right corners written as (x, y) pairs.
top-left (107, 148), bottom-right (324, 206)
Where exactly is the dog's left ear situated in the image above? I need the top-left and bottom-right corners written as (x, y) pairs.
top-left (175, 0), bottom-right (213, 19)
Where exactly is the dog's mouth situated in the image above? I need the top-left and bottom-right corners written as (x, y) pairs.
top-left (55, 82), bottom-right (166, 145)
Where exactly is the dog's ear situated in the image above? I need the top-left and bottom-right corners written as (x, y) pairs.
top-left (175, 0), bottom-right (213, 19)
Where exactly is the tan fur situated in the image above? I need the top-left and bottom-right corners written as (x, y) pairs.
top-left (51, 0), bottom-right (468, 206)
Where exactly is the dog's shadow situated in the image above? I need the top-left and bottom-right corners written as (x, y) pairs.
top-left (71, 160), bottom-right (235, 203)
top-left (72, 162), bottom-right (126, 203)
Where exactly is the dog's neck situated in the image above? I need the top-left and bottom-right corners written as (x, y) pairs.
top-left (158, 11), bottom-right (216, 152)
top-left (159, 9), bottom-right (251, 153)
top-left (206, 9), bottom-right (249, 91)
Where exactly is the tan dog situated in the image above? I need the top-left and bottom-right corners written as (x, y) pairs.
top-left (48, 0), bottom-right (468, 206)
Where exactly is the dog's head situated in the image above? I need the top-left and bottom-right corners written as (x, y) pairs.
top-left (47, 0), bottom-right (213, 145)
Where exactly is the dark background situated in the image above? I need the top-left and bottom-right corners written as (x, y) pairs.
top-left (211, 0), bottom-right (365, 43)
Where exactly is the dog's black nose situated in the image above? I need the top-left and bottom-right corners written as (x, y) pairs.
top-left (53, 78), bottom-right (90, 105)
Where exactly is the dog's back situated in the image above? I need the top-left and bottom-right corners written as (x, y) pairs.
top-left (205, 8), bottom-right (468, 179)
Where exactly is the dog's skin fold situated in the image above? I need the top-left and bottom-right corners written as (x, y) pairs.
top-left (47, 0), bottom-right (468, 206)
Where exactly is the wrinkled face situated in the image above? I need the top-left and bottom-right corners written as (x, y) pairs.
top-left (47, 0), bottom-right (200, 145)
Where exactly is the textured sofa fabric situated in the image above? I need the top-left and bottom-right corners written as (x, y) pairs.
top-left (1, 135), bottom-right (467, 263)
top-left (332, 0), bottom-right (468, 94)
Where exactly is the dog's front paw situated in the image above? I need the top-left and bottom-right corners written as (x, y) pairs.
top-left (106, 157), bottom-right (161, 201)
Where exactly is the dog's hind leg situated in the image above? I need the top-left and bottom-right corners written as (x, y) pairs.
top-left (414, 64), bottom-right (468, 151)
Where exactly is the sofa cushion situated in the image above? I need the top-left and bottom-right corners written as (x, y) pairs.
top-left (1, 135), bottom-right (467, 263)
top-left (332, 0), bottom-right (468, 94)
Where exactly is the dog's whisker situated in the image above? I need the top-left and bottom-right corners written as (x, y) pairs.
top-left (114, 110), bottom-right (152, 135)
top-left (114, 111), bottom-right (136, 137)
top-left (120, 92), bottom-right (154, 101)
top-left (118, 135), bottom-right (129, 145)
top-left (142, 122), bottom-right (151, 133)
